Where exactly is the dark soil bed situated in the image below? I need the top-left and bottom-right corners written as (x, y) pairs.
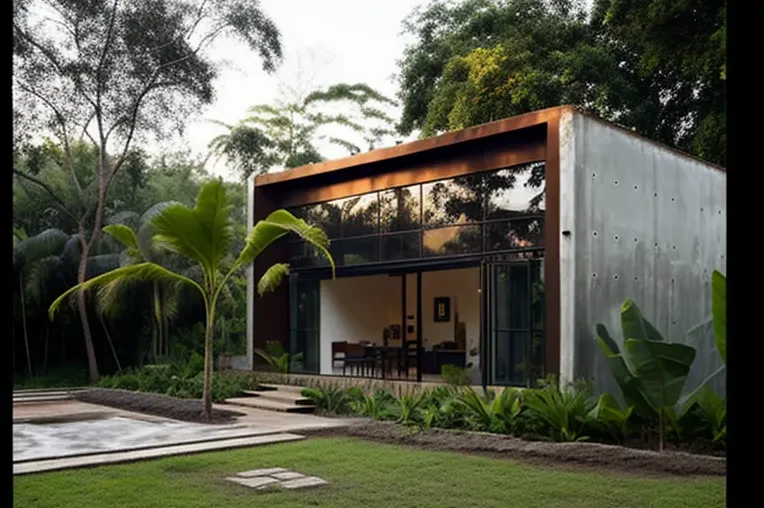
top-left (74, 388), bottom-right (245, 424)
top-left (304, 420), bottom-right (726, 478)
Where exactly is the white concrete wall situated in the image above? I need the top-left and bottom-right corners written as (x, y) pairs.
top-left (319, 274), bottom-right (401, 375)
top-left (421, 268), bottom-right (480, 379)
top-left (559, 109), bottom-right (727, 394)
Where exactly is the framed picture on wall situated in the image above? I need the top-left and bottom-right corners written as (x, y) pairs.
top-left (434, 297), bottom-right (451, 322)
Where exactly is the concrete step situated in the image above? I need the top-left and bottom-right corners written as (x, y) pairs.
top-left (13, 390), bottom-right (77, 398)
top-left (14, 388), bottom-right (73, 395)
top-left (257, 384), bottom-right (308, 395)
top-left (14, 433), bottom-right (306, 475)
top-left (224, 397), bottom-right (315, 413)
top-left (241, 390), bottom-right (314, 406)
top-left (14, 394), bottom-right (73, 404)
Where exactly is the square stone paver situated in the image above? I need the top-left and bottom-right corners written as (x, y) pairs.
top-left (280, 476), bottom-right (329, 490)
top-left (226, 476), bottom-right (280, 488)
top-left (271, 471), bottom-right (305, 481)
top-left (237, 467), bottom-right (288, 478)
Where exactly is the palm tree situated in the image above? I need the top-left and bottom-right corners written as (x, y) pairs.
top-left (102, 202), bottom-right (182, 362)
top-left (49, 179), bottom-right (334, 419)
top-left (13, 228), bottom-right (70, 377)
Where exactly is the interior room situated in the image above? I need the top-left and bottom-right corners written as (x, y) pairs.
top-left (317, 267), bottom-right (480, 383)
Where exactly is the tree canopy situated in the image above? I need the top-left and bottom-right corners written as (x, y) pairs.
top-left (397, 0), bottom-right (726, 165)
top-left (209, 82), bottom-right (398, 179)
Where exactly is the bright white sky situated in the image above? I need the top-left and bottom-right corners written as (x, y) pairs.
top-left (176, 0), bottom-right (425, 180)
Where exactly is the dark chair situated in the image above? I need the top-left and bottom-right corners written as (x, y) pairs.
top-left (343, 343), bottom-right (368, 376)
top-left (331, 341), bottom-right (348, 373)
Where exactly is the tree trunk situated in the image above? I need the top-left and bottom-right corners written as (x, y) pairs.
top-left (201, 310), bottom-right (215, 419)
top-left (99, 313), bottom-right (123, 374)
top-left (19, 274), bottom-right (33, 379)
top-left (77, 246), bottom-right (100, 383)
top-left (42, 326), bottom-right (50, 375)
top-left (658, 411), bottom-right (665, 452)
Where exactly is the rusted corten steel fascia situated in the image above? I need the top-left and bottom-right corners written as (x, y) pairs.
top-left (252, 106), bottom-right (569, 377)
top-left (255, 106), bottom-right (572, 187)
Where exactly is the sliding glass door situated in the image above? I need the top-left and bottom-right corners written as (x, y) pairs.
top-left (289, 273), bottom-right (320, 374)
top-left (482, 260), bottom-right (544, 386)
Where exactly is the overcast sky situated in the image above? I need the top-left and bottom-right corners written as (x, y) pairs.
top-left (177, 0), bottom-right (425, 180)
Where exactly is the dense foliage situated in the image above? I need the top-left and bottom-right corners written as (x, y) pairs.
top-left (397, 0), bottom-right (726, 165)
top-left (97, 356), bottom-right (260, 403)
top-left (13, 0), bottom-right (283, 382)
top-left (12, 151), bottom-right (249, 385)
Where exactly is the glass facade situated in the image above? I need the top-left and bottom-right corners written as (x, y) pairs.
top-left (287, 162), bottom-right (546, 269)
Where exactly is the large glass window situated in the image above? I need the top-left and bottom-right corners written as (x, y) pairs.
top-left (380, 185), bottom-right (421, 232)
top-left (286, 161), bottom-right (546, 269)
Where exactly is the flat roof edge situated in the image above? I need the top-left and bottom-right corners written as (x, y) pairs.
top-left (254, 106), bottom-right (571, 186)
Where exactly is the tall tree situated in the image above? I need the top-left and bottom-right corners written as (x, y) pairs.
top-left (209, 83), bottom-right (399, 179)
top-left (590, 0), bottom-right (726, 165)
top-left (13, 0), bottom-right (282, 381)
top-left (50, 180), bottom-right (334, 419)
top-left (397, 0), bottom-right (726, 165)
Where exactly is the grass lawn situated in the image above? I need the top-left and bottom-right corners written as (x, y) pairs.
top-left (13, 437), bottom-right (725, 508)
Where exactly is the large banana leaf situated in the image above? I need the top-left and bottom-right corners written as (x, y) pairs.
top-left (620, 299), bottom-right (664, 342)
top-left (711, 270), bottom-right (726, 365)
top-left (595, 324), bottom-right (654, 417)
top-left (624, 339), bottom-right (696, 415)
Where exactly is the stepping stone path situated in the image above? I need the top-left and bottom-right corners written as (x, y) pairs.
top-left (226, 467), bottom-right (328, 491)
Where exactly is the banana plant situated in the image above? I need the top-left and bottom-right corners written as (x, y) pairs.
top-left (676, 270), bottom-right (727, 424)
top-left (596, 299), bottom-right (697, 451)
top-left (49, 179), bottom-right (335, 419)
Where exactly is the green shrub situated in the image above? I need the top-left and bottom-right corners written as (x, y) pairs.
top-left (301, 386), bottom-right (356, 414)
top-left (111, 374), bottom-right (140, 391)
top-left (523, 377), bottom-right (595, 442)
top-left (453, 387), bottom-right (522, 434)
top-left (137, 364), bottom-right (177, 393)
top-left (440, 365), bottom-right (471, 386)
top-left (184, 352), bottom-right (205, 379)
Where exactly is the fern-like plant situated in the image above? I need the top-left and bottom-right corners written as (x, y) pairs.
top-left (49, 180), bottom-right (334, 419)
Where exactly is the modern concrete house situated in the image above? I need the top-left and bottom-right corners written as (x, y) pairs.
top-left (246, 105), bottom-right (726, 394)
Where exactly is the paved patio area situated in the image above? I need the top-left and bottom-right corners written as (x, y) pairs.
top-left (13, 399), bottom-right (353, 474)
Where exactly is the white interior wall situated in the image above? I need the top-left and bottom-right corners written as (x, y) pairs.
top-left (318, 268), bottom-right (481, 378)
top-left (319, 274), bottom-right (401, 375)
top-left (421, 268), bottom-right (480, 379)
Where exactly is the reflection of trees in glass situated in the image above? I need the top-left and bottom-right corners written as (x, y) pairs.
top-left (339, 194), bottom-right (379, 237)
top-left (423, 162), bottom-right (545, 228)
top-left (424, 225), bottom-right (481, 257)
top-left (424, 174), bottom-right (484, 226)
top-left (380, 186), bottom-right (420, 232)
top-left (289, 162), bottom-right (547, 266)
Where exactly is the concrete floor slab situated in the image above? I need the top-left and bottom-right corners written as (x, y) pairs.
top-left (14, 433), bottom-right (305, 475)
top-left (14, 416), bottom-right (277, 463)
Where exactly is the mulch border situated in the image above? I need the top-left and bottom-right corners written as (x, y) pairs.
top-left (73, 388), bottom-right (245, 424)
top-left (303, 420), bottom-right (726, 478)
